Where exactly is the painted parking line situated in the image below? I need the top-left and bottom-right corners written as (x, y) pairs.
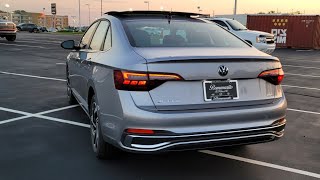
top-left (56, 63), bottom-right (66, 65)
top-left (0, 105), bottom-right (79, 125)
top-left (0, 42), bottom-right (46, 49)
top-left (285, 73), bottom-right (320, 78)
top-left (1, 105), bottom-right (319, 177)
top-left (283, 64), bottom-right (320, 70)
top-left (288, 108), bottom-right (320, 116)
top-left (0, 115), bottom-right (34, 125)
top-left (36, 105), bottom-right (80, 115)
top-left (37, 115), bottom-right (90, 128)
top-left (282, 85), bottom-right (320, 91)
top-left (200, 150), bottom-right (320, 179)
top-left (296, 49), bottom-right (314, 52)
top-left (281, 59), bottom-right (320, 63)
top-left (0, 71), bottom-right (66, 82)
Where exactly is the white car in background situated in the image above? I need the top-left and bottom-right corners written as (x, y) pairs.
top-left (206, 17), bottom-right (276, 54)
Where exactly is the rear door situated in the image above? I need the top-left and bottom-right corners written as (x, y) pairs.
top-left (68, 21), bottom-right (99, 103)
top-left (78, 20), bottom-right (110, 102)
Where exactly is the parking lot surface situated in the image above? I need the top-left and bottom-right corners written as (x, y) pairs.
top-left (0, 33), bottom-right (319, 180)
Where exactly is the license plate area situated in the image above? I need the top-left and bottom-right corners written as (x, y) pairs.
top-left (203, 80), bottom-right (239, 101)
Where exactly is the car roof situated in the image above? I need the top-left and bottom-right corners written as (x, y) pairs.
top-left (106, 11), bottom-right (203, 17)
top-left (207, 17), bottom-right (233, 21)
top-left (105, 11), bottom-right (204, 21)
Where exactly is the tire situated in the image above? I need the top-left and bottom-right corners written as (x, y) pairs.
top-left (90, 95), bottom-right (119, 159)
top-left (66, 69), bottom-right (77, 105)
top-left (6, 35), bottom-right (16, 42)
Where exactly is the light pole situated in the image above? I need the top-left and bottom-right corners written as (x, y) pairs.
top-left (4, 4), bottom-right (10, 20)
top-left (19, 10), bottom-right (22, 23)
top-left (144, 1), bottom-right (150, 11)
top-left (234, 0), bottom-right (237, 15)
top-left (43, 8), bottom-right (46, 27)
top-left (86, 4), bottom-right (91, 25)
top-left (101, 0), bottom-right (102, 16)
top-left (71, 16), bottom-right (76, 31)
top-left (78, 0), bottom-right (81, 32)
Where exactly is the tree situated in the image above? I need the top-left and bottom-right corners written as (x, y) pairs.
top-left (268, 10), bottom-right (276, 14)
top-left (13, 10), bottom-right (27, 14)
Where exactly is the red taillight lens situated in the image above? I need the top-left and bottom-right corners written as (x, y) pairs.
top-left (126, 128), bottom-right (155, 135)
top-left (114, 70), bottom-right (183, 91)
top-left (258, 68), bottom-right (284, 85)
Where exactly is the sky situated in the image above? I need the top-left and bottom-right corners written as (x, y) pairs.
top-left (0, 0), bottom-right (319, 26)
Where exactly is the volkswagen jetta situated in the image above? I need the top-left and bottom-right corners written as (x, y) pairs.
top-left (61, 11), bottom-right (287, 159)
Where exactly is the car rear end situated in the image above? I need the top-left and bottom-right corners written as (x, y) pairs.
top-left (105, 12), bottom-right (287, 152)
top-left (0, 20), bottom-right (17, 38)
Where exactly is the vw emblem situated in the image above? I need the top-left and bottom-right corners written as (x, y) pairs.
top-left (218, 65), bottom-right (229, 77)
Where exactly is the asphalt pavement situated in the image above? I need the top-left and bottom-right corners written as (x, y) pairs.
top-left (0, 32), bottom-right (319, 180)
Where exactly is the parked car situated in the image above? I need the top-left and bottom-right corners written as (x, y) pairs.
top-left (0, 19), bottom-right (17, 41)
top-left (61, 11), bottom-right (287, 159)
top-left (38, 26), bottom-right (48, 32)
top-left (17, 23), bottom-right (39, 33)
top-left (47, 27), bottom-right (58, 32)
top-left (206, 17), bottom-right (276, 54)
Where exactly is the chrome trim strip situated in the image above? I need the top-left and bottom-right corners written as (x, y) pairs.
top-left (127, 133), bottom-right (282, 151)
top-left (131, 142), bottom-right (170, 149)
top-left (128, 122), bottom-right (286, 139)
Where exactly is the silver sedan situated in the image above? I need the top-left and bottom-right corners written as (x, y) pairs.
top-left (61, 11), bottom-right (287, 159)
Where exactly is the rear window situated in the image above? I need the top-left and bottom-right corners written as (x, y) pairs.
top-left (123, 19), bottom-right (249, 48)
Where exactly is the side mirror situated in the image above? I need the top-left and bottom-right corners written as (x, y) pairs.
top-left (61, 40), bottom-right (79, 50)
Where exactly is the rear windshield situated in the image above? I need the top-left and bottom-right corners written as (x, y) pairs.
top-left (123, 19), bottom-right (249, 48)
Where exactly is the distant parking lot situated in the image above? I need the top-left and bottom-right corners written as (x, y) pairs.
top-left (0, 32), bottom-right (319, 180)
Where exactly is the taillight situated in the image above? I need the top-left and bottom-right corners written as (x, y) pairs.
top-left (114, 70), bottom-right (183, 91)
top-left (258, 68), bottom-right (284, 85)
top-left (125, 128), bottom-right (155, 135)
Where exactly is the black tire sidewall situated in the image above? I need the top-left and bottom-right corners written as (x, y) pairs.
top-left (90, 96), bottom-right (107, 157)
top-left (6, 36), bottom-right (16, 42)
top-left (66, 69), bottom-right (77, 105)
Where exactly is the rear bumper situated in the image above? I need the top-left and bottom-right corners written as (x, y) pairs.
top-left (121, 120), bottom-right (285, 152)
top-left (100, 91), bottom-right (287, 152)
top-left (0, 30), bottom-right (16, 36)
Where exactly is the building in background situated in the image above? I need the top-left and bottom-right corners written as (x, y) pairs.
top-left (0, 10), bottom-right (68, 29)
top-left (42, 15), bottom-right (69, 29)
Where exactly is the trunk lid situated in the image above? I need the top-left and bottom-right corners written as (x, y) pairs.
top-left (133, 47), bottom-right (282, 111)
